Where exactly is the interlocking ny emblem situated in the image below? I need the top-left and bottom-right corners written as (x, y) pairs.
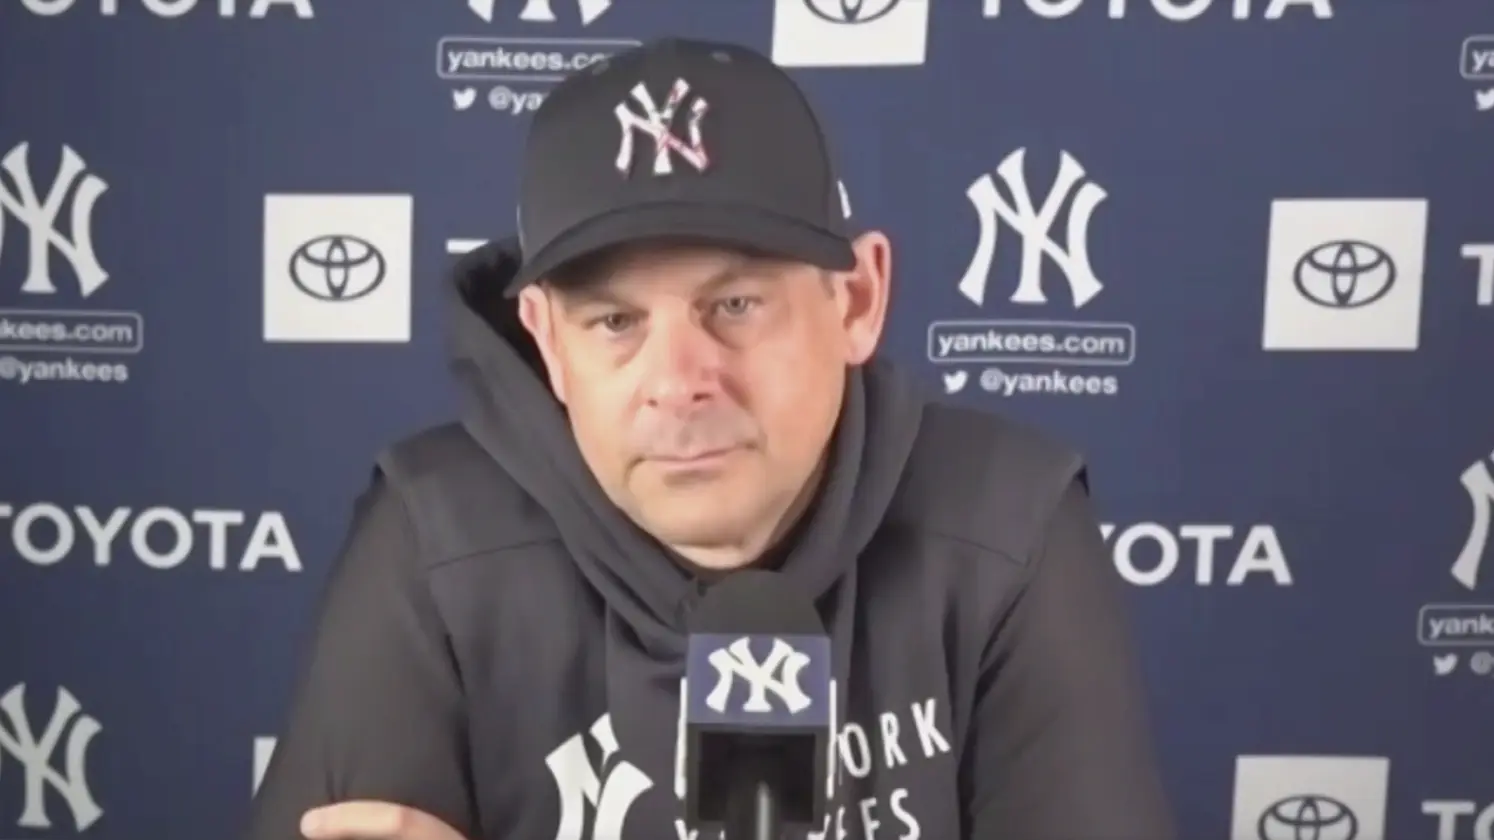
top-left (467, 0), bottom-right (612, 25)
top-left (614, 79), bottom-right (710, 177)
top-left (957, 148), bottom-right (1107, 309)
top-left (0, 142), bottom-right (110, 298)
top-left (543, 714), bottom-right (651, 840)
top-left (0, 684), bottom-right (103, 832)
top-left (705, 636), bottom-right (812, 714)
top-left (1453, 450), bottom-right (1494, 590)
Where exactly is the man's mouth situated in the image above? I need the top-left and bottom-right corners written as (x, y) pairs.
top-left (648, 446), bottom-right (741, 464)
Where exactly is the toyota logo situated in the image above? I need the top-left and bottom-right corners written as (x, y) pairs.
top-left (1292, 240), bottom-right (1396, 309)
top-left (1258, 794), bottom-right (1358, 840)
top-left (289, 235), bottom-right (386, 302)
top-left (803, 0), bottom-right (901, 24)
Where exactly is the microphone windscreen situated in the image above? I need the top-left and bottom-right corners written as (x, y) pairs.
top-left (686, 569), bottom-right (825, 635)
top-left (681, 569), bottom-right (834, 827)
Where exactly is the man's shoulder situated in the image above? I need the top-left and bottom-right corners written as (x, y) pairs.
top-left (912, 402), bottom-right (1085, 480)
top-left (893, 401), bottom-right (1087, 564)
top-left (371, 421), bottom-right (560, 560)
top-left (376, 421), bottom-right (483, 478)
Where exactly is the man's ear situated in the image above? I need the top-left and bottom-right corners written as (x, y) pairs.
top-left (834, 230), bottom-right (891, 365)
top-left (517, 285), bottom-right (568, 404)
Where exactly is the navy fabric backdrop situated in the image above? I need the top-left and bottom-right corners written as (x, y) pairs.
top-left (2, 1), bottom-right (1492, 838)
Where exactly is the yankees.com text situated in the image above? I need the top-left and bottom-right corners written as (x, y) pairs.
top-left (0, 312), bottom-right (139, 352)
top-left (1419, 605), bottom-right (1494, 644)
top-left (438, 37), bottom-right (635, 82)
top-left (928, 321), bottom-right (1133, 365)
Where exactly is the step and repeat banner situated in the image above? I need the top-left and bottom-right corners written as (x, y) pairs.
top-left (1, 0), bottom-right (1490, 838)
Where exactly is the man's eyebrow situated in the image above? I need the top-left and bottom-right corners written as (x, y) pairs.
top-left (694, 257), bottom-right (759, 294)
top-left (550, 283), bottom-right (627, 313)
top-left (548, 253), bottom-right (761, 312)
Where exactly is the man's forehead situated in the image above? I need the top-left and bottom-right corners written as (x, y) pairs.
top-left (545, 240), bottom-right (789, 296)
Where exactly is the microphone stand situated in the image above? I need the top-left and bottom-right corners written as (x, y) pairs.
top-left (722, 748), bottom-right (785, 840)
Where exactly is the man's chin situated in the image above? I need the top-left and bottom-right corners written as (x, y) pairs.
top-left (636, 505), bottom-right (758, 555)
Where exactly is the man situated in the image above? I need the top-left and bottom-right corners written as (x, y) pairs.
top-left (246, 37), bottom-right (1174, 840)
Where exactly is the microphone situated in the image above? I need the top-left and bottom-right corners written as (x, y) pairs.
top-left (682, 570), bottom-right (833, 840)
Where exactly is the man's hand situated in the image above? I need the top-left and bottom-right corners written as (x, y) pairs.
top-left (300, 801), bottom-right (469, 840)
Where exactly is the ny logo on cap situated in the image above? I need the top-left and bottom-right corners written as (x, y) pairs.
top-left (614, 79), bottom-right (710, 177)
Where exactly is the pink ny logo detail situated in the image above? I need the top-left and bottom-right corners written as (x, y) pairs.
top-left (614, 79), bottom-right (710, 177)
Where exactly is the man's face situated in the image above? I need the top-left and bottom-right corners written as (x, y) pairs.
top-left (519, 236), bottom-right (889, 566)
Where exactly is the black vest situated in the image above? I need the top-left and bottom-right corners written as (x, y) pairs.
top-left (374, 403), bottom-right (1084, 840)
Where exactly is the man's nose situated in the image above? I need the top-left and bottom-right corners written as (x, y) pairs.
top-left (639, 313), bottom-right (724, 410)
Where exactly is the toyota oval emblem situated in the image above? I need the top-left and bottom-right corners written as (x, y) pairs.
top-left (803, 0), bottom-right (901, 24)
top-left (1292, 239), bottom-right (1395, 309)
top-left (289, 235), bottom-right (387, 302)
top-left (1257, 793), bottom-right (1358, 840)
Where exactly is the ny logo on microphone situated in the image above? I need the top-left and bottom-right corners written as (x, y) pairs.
top-left (687, 634), bottom-right (831, 725)
top-left (682, 630), bottom-right (835, 830)
top-left (706, 636), bottom-right (812, 714)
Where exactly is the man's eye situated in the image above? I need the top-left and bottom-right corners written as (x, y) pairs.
top-left (714, 296), bottom-right (760, 317)
top-left (589, 312), bottom-right (637, 333)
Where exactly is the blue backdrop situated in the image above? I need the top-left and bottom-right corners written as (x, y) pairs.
top-left (2, 1), bottom-right (1491, 838)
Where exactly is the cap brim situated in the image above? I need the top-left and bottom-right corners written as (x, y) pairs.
top-left (507, 201), bottom-right (856, 296)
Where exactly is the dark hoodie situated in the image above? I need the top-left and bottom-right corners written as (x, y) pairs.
top-left (245, 241), bottom-right (1175, 840)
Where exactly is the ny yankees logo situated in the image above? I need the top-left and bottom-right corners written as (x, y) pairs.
top-left (1453, 449), bottom-right (1494, 590)
top-left (614, 79), bottom-right (710, 177)
top-left (956, 148), bottom-right (1107, 309)
top-left (705, 636), bottom-right (812, 714)
top-left (467, 0), bottom-right (612, 25)
top-left (544, 713), bottom-right (651, 840)
top-left (0, 684), bottom-right (103, 832)
top-left (0, 143), bottom-right (110, 298)
top-left (253, 736), bottom-right (277, 795)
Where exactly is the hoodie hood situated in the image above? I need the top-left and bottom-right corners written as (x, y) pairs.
top-left (445, 238), bottom-right (924, 662)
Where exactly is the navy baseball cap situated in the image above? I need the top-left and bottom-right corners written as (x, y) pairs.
top-left (507, 37), bottom-right (855, 295)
